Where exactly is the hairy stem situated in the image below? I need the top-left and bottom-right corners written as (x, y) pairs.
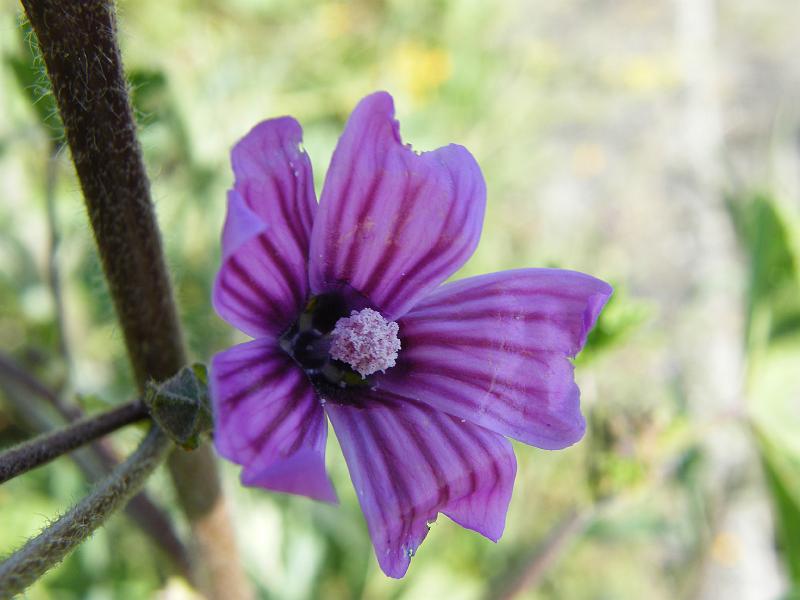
top-left (22, 2), bottom-right (184, 386)
top-left (0, 352), bottom-right (192, 578)
top-left (0, 400), bottom-right (147, 484)
top-left (18, 1), bottom-right (249, 596)
top-left (0, 427), bottom-right (169, 598)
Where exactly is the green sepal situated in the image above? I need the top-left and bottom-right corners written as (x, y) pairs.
top-left (144, 363), bottom-right (213, 450)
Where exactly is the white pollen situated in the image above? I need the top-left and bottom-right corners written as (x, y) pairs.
top-left (329, 308), bottom-right (401, 378)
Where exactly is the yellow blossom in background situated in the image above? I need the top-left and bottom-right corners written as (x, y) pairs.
top-left (390, 41), bottom-right (452, 102)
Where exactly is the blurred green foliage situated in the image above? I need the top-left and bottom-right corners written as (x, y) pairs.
top-left (730, 191), bottom-right (800, 592)
top-left (579, 287), bottom-right (650, 364)
top-left (728, 192), bottom-right (800, 350)
top-left (758, 434), bottom-right (800, 590)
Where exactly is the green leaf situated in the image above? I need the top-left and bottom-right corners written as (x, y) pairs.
top-left (748, 341), bottom-right (800, 459)
top-left (727, 192), bottom-right (800, 349)
top-left (144, 363), bottom-right (212, 450)
top-left (577, 286), bottom-right (650, 364)
top-left (755, 432), bottom-right (800, 586)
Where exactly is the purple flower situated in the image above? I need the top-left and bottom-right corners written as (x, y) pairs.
top-left (210, 92), bottom-right (612, 578)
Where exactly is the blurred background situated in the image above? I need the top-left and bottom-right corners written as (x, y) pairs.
top-left (1, 0), bottom-right (799, 598)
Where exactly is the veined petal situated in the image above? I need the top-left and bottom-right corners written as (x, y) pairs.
top-left (210, 338), bottom-right (336, 503)
top-left (212, 191), bottom-right (297, 337)
top-left (378, 269), bottom-right (612, 449)
top-left (309, 92), bottom-right (486, 319)
top-left (325, 393), bottom-right (516, 578)
top-left (232, 116), bottom-right (317, 242)
top-left (213, 117), bottom-right (317, 337)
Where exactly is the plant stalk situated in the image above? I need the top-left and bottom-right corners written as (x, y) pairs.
top-left (0, 427), bottom-right (170, 598)
top-left (18, 1), bottom-right (249, 596)
top-left (0, 400), bottom-right (147, 484)
top-left (0, 353), bottom-right (192, 578)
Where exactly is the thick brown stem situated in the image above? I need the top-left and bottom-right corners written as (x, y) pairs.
top-left (18, 2), bottom-right (249, 596)
top-left (20, 4), bottom-right (182, 386)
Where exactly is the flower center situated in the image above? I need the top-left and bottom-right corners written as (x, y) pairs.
top-left (329, 309), bottom-right (401, 378)
top-left (279, 293), bottom-right (402, 397)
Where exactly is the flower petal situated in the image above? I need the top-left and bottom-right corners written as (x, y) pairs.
top-left (213, 117), bottom-right (317, 337)
top-left (325, 392), bottom-right (516, 578)
top-left (378, 269), bottom-right (612, 449)
top-left (309, 92), bottom-right (486, 319)
top-left (210, 338), bottom-right (336, 503)
top-left (232, 117), bottom-right (317, 240)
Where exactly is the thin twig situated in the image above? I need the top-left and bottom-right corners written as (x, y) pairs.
top-left (0, 427), bottom-right (170, 598)
top-left (0, 350), bottom-right (129, 474)
top-left (0, 378), bottom-right (105, 480)
top-left (0, 351), bottom-right (78, 422)
top-left (0, 363), bottom-right (192, 579)
top-left (491, 425), bottom-right (714, 600)
top-left (18, 2), bottom-right (250, 596)
top-left (0, 350), bottom-right (128, 480)
top-left (44, 141), bottom-right (73, 382)
top-left (0, 400), bottom-right (147, 484)
top-left (494, 509), bottom-right (594, 600)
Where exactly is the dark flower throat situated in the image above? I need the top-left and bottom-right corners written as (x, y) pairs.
top-left (279, 293), bottom-right (372, 398)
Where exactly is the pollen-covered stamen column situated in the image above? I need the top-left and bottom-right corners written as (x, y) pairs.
top-left (18, 1), bottom-right (250, 598)
top-left (329, 308), bottom-right (401, 378)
